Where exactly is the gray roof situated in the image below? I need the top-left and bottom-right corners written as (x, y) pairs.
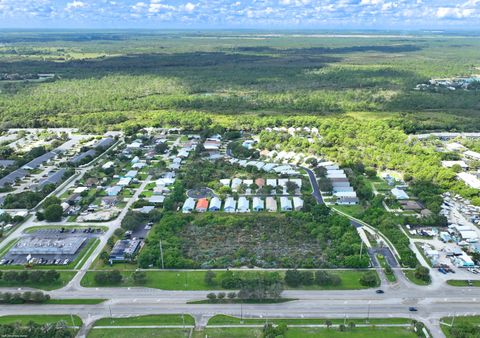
top-left (0, 160), bottom-right (15, 168)
top-left (36, 168), bottom-right (66, 189)
top-left (22, 151), bottom-right (56, 170)
top-left (0, 168), bottom-right (28, 187)
top-left (95, 138), bottom-right (114, 149)
top-left (70, 149), bottom-right (96, 164)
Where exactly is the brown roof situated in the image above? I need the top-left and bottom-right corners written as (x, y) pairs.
top-left (255, 178), bottom-right (265, 187)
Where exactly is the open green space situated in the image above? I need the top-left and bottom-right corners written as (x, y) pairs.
top-left (208, 315), bottom-right (411, 325)
top-left (81, 269), bottom-right (377, 290)
top-left (376, 254), bottom-right (396, 283)
top-left (94, 315), bottom-right (195, 327)
top-left (88, 328), bottom-right (190, 338)
top-left (46, 298), bottom-right (106, 305)
top-left (447, 280), bottom-right (480, 287)
top-left (0, 270), bottom-right (76, 290)
top-left (201, 326), bottom-right (417, 338)
top-left (441, 315), bottom-right (480, 338)
top-left (0, 315), bottom-right (82, 326)
top-left (404, 270), bottom-right (431, 286)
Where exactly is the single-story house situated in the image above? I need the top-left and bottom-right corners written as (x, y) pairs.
top-left (106, 186), bottom-right (122, 196)
top-left (196, 198), bottom-right (209, 212)
top-left (266, 197), bottom-right (277, 212)
top-left (391, 187), bottom-right (409, 200)
top-left (255, 178), bottom-right (265, 188)
top-left (149, 195), bottom-right (165, 204)
top-left (266, 179), bottom-right (277, 187)
top-left (231, 178), bottom-right (242, 190)
top-left (224, 197), bottom-right (236, 213)
top-left (220, 179), bottom-right (231, 187)
top-left (292, 197), bottom-right (303, 211)
top-left (209, 197), bottom-right (221, 211)
top-left (280, 197), bottom-right (292, 211)
top-left (252, 197), bottom-right (264, 211)
top-left (182, 198), bottom-right (196, 213)
top-left (237, 197), bottom-right (249, 213)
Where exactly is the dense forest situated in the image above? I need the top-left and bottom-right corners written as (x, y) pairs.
top-left (0, 31), bottom-right (479, 131)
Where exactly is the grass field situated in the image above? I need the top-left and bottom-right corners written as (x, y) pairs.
top-left (46, 298), bottom-right (106, 305)
top-left (88, 328), bottom-right (190, 338)
top-left (376, 254), bottom-right (396, 283)
top-left (81, 269), bottom-right (377, 290)
top-left (0, 315), bottom-right (82, 326)
top-left (94, 315), bottom-right (195, 327)
top-left (208, 315), bottom-right (412, 325)
top-left (0, 270), bottom-right (76, 290)
top-left (200, 327), bottom-right (417, 338)
top-left (441, 315), bottom-right (480, 338)
top-left (447, 279), bottom-right (480, 287)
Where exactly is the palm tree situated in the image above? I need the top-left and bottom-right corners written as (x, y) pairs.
top-left (325, 320), bottom-right (332, 329)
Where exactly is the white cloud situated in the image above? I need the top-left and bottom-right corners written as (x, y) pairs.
top-left (436, 6), bottom-right (475, 18)
top-left (65, 1), bottom-right (86, 11)
top-left (184, 2), bottom-right (196, 12)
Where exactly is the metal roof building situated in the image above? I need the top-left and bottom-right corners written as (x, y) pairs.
top-left (237, 197), bottom-right (250, 212)
top-left (23, 151), bottom-right (57, 170)
top-left (252, 197), bottom-right (264, 211)
top-left (36, 168), bottom-right (66, 190)
top-left (266, 197), bottom-right (277, 212)
top-left (224, 197), bottom-right (236, 213)
top-left (70, 149), bottom-right (96, 165)
top-left (280, 197), bottom-right (292, 211)
top-left (209, 197), bottom-right (222, 211)
top-left (182, 198), bottom-right (196, 213)
top-left (0, 168), bottom-right (28, 188)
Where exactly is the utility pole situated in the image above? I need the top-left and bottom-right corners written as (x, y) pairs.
top-left (159, 239), bottom-right (165, 269)
top-left (366, 301), bottom-right (371, 323)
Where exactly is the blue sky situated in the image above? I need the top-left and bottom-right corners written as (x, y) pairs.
top-left (0, 0), bottom-right (479, 29)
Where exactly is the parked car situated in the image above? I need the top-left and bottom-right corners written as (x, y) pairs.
top-left (376, 290), bottom-right (384, 294)
top-left (409, 307), bottom-right (418, 312)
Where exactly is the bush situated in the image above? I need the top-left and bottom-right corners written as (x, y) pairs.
top-left (414, 266), bottom-right (431, 283)
top-left (359, 272), bottom-right (378, 287)
top-left (94, 270), bottom-right (123, 285)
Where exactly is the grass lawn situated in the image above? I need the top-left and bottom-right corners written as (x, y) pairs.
top-left (332, 205), bottom-right (365, 218)
top-left (46, 298), bottom-right (106, 305)
top-left (0, 315), bottom-right (82, 326)
top-left (404, 270), bottom-right (430, 286)
top-left (447, 280), bottom-right (480, 287)
top-left (81, 270), bottom-right (377, 290)
top-left (208, 315), bottom-right (411, 325)
top-left (88, 328), bottom-right (190, 338)
top-left (94, 315), bottom-right (195, 326)
top-left (441, 315), bottom-right (480, 338)
top-left (0, 270), bottom-right (76, 290)
top-left (201, 327), bottom-right (416, 338)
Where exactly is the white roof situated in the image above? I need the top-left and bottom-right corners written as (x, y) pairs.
top-left (262, 163), bottom-right (277, 172)
top-left (73, 186), bottom-right (88, 194)
top-left (325, 165), bottom-right (340, 170)
top-left (224, 197), bottom-right (236, 211)
top-left (125, 170), bottom-right (138, 178)
top-left (102, 161), bottom-right (114, 169)
top-left (237, 160), bottom-right (247, 167)
top-left (458, 172), bottom-right (480, 189)
top-left (253, 197), bottom-right (264, 209)
top-left (182, 198), bottom-right (195, 212)
top-left (278, 178), bottom-right (289, 187)
top-left (464, 150), bottom-right (480, 160)
top-left (459, 230), bottom-right (478, 240)
top-left (327, 173), bottom-right (347, 179)
top-left (334, 191), bottom-right (357, 198)
top-left (231, 178), bottom-right (242, 188)
top-left (327, 169), bottom-right (345, 175)
top-left (220, 179), bottom-right (231, 186)
top-left (209, 197), bottom-right (222, 210)
top-left (280, 197), bottom-right (292, 210)
top-left (442, 160), bottom-right (468, 169)
top-left (446, 142), bottom-right (466, 151)
top-left (149, 195), bottom-right (165, 204)
top-left (243, 179), bottom-right (253, 186)
top-left (156, 178), bottom-right (175, 186)
top-left (255, 162), bottom-right (265, 170)
top-left (237, 197), bottom-right (249, 211)
top-left (117, 177), bottom-right (132, 186)
top-left (293, 197), bottom-right (303, 210)
top-left (391, 187), bottom-right (409, 199)
top-left (273, 165), bottom-right (292, 173)
top-left (266, 179), bottom-right (277, 187)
